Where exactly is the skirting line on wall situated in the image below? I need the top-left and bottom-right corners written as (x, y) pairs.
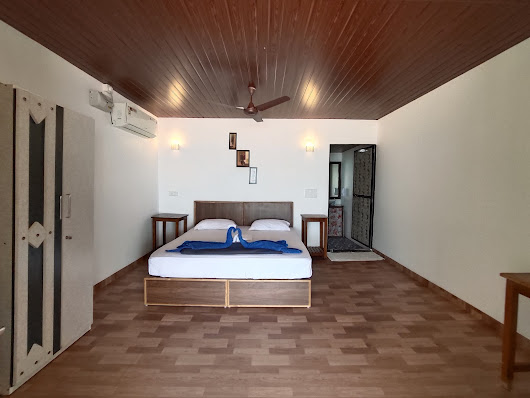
top-left (373, 249), bottom-right (530, 350)
top-left (93, 253), bottom-right (149, 292)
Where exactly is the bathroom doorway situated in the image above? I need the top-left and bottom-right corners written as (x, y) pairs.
top-left (328, 144), bottom-right (376, 252)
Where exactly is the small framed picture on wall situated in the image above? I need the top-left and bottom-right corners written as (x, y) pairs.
top-left (236, 150), bottom-right (250, 167)
top-left (229, 132), bottom-right (237, 149)
top-left (249, 167), bottom-right (257, 184)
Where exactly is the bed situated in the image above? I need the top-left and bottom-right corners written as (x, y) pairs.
top-left (144, 201), bottom-right (312, 308)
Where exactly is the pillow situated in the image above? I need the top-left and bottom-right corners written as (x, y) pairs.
top-left (194, 219), bottom-right (236, 230)
top-left (249, 219), bottom-right (290, 231)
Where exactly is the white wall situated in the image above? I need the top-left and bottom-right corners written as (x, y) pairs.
top-left (158, 118), bottom-right (377, 245)
top-left (373, 38), bottom-right (530, 337)
top-left (0, 21), bottom-right (159, 284)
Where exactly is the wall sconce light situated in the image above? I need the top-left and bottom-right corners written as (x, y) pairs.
top-left (170, 141), bottom-right (180, 151)
top-left (306, 142), bottom-right (314, 152)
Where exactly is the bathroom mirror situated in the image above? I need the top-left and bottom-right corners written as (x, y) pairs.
top-left (329, 162), bottom-right (341, 199)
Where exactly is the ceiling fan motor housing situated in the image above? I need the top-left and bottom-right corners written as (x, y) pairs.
top-left (244, 103), bottom-right (258, 115)
top-left (245, 83), bottom-right (258, 114)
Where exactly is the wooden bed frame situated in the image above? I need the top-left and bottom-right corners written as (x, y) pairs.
top-left (144, 201), bottom-right (311, 308)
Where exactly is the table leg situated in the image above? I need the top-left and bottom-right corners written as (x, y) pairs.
top-left (152, 219), bottom-right (156, 251)
top-left (175, 220), bottom-right (180, 238)
top-left (183, 218), bottom-right (187, 233)
top-left (501, 280), bottom-right (519, 390)
top-left (163, 221), bottom-right (167, 245)
top-left (302, 221), bottom-right (307, 245)
top-left (323, 219), bottom-right (328, 259)
top-left (319, 221), bottom-right (323, 251)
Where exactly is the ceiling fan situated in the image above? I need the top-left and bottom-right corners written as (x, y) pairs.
top-left (210, 82), bottom-right (290, 122)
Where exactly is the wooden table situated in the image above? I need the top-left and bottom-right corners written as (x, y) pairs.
top-left (152, 213), bottom-right (188, 250)
top-left (500, 272), bottom-right (530, 390)
top-left (301, 214), bottom-right (328, 259)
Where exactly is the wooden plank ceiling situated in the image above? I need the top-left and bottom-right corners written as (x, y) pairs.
top-left (1, 0), bottom-right (529, 120)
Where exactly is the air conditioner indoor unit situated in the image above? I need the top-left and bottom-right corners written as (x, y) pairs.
top-left (111, 102), bottom-right (157, 138)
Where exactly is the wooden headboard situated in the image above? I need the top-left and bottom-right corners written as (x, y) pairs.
top-left (194, 201), bottom-right (293, 226)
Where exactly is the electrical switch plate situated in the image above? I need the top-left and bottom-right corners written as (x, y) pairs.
top-left (304, 189), bottom-right (317, 198)
top-left (169, 190), bottom-right (178, 197)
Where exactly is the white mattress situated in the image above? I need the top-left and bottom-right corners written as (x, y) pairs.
top-left (148, 227), bottom-right (312, 279)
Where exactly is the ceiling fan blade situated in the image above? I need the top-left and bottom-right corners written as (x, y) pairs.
top-left (256, 96), bottom-right (290, 112)
top-left (207, 100), bottom-right (245, 110)
top-left (251, 113), bottom-right (263, 122)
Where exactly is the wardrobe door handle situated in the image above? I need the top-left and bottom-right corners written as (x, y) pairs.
top-left (65, 236), bottom-right (72, 240)
top-left (0, 326), bottom-right (5, 336)
top-left (64, 194), bottom-right (71, 218)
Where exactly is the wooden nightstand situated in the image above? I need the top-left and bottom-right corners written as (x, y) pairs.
top-left (500, 273), bottom-right (530, 390)
top-left (301, 214), bottom-right (328, 259)
top-left (152, 213), bottom-right (188, 250)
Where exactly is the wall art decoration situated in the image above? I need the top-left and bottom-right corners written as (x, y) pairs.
top-left (236, 150), bottom-right (250, 167)
top-left (229, 132), bottom-right (237, 149)
top-left (249, 167), bottom-right (257, 184)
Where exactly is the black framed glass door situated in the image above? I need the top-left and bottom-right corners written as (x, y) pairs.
top-left (351, 146), bottom-right (376, 247)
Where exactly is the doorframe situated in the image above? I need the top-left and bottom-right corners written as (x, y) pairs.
top-left (368, 146), bottom-right (376, 248)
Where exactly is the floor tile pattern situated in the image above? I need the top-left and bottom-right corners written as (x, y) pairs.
top-left (12, 258), bottom-right (530, 397)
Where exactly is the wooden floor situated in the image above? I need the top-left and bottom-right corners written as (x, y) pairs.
top-left (12, 258), bottom-right (530, 397)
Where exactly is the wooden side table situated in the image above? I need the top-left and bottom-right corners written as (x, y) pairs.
top-left (500, 273), bottom-right (530, 390)
top-left (301, 214), bottom-right (328, 259)
top-left (152, 213), bottom-right (188, 250)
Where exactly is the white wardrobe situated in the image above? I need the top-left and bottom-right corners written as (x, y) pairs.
top-left (0, 83), bottom-right (94, 394)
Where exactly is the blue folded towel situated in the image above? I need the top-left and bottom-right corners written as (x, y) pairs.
top-left (166, 227), bottom-right (302, 254)
top-left (166, 227), bottom-right (235, 252)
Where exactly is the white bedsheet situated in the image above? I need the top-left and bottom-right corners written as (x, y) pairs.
top-left (148, 227), bottom-right (312, 279)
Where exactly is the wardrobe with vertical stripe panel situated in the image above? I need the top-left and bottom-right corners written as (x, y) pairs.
top-left (0, 83), bottom-right (94, 394)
